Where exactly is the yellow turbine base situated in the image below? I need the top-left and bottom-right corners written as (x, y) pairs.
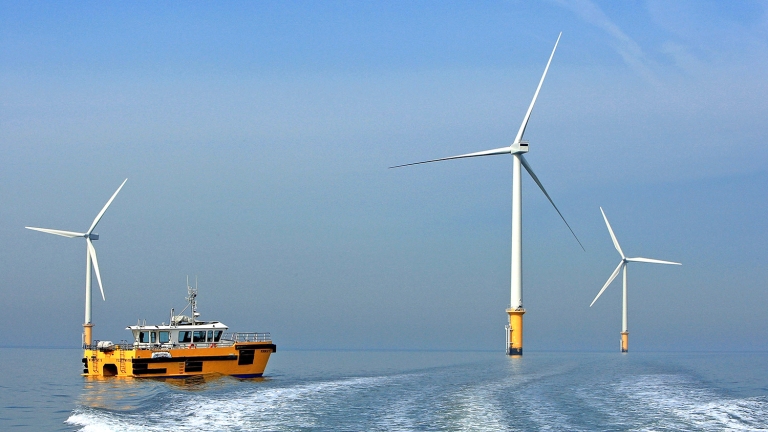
top-left (621, 331), bottom-right (628, 353)
top-left (506, 308), bottom-right (525, 356)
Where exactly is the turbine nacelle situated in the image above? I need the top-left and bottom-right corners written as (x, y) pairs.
top-left (510, 140), bottom-right (529, 154)
top-left (88, 233), bottom-right (99, 241)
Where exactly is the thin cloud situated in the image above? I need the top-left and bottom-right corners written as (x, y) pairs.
top-left (554, 0), bottom-right (656, 81)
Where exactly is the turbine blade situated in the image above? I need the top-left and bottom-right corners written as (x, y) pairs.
top-left (590, 261), bottom-right (624, 307)
top-left (389, 146), bottom-right (511, 169)
top-left (600, 207), bottom-right (625, 259)
top-left (627, 257), bottom-right (681, 265)
top-left (87, 239), bottom-right (105, 301)
top-left (520, 155), bottom-right (584, 250)
top-left (25, 227), bottom-right (85, 238)
top-left (87, 178), bottom-right (127, 234)
top-left (513, 32), bottom-right (561, 144)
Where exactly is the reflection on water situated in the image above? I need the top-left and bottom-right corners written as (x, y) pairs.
top-left (80, 376), bottom-right (163, 411)
top-left (80, 373), bottom-right (269, 410)
top-left (162, 374), bottom-right (267, 389)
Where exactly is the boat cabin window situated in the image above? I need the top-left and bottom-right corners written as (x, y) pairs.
top-left (138, 331), bottom-right (161, 344)
top-left (159, 331), bottom-right (170, 344)
top-left (176, 329), bottom-right (222, 343)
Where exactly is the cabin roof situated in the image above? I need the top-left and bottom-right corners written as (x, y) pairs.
top-left (126, 321), bottom-right (228, 331)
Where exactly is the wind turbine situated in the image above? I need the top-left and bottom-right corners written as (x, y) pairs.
top-left (26, 178), bottom-right (127, 347)
top-left (590, 207), bottom-right (681, 352)
top-left (390, 33), bottom-right (582, 356)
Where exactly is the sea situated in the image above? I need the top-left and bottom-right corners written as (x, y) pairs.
top-left (1, 348), bottom-right (767, 431)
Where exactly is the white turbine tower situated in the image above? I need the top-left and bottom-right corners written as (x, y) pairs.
top-left (26, 178), bottom-right (127, 347)
top-left (391, 33), bottom-right (582, 356)
top-left (590, 207), bottom-right (681, 352)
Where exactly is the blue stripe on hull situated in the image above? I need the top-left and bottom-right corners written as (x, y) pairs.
top-left (132, 372), bottom-right (265, 379)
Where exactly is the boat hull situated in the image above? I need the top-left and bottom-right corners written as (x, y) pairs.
top-left (83, 342), bottom-right (276, 378)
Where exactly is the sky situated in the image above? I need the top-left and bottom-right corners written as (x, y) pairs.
top-left (1, 0), bottom-right (767, 352)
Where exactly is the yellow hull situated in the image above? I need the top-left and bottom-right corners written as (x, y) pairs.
top-left (83, 342), bottom-right (276, 378)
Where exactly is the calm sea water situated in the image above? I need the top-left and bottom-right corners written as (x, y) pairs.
top-left (1, 348), bottom-right (767, 431)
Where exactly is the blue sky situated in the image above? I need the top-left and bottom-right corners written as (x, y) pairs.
top-left (1, 1), bottom-right (767, 351)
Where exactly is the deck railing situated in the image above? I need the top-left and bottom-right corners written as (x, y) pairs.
top-left (84, 332), bottom-right (272, 351)
top-left (221, 332), bottom-right (272, 343)
top-left (84, 341), bottom-right (132, 351)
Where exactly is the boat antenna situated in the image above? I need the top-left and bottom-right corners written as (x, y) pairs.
top-left (186, 275), bottom-right (198, 325)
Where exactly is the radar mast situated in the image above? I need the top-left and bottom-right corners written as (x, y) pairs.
top-left (186, 275), bottom-right (199, 325)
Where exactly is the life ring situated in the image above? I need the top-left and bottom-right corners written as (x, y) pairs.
top-left (210, 343), bottom-right (217, 348)
top-left (189, 344), bottom-right (196, 349)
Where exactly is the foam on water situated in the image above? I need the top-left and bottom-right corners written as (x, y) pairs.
top-left (617, 374), bottom-right (768, 431)
top-left (58, 352), bottom-right (768, 431)
top-left (67, 375), bottom-right (405, 431)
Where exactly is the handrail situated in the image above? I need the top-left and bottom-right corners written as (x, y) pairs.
top-left (221, 332), bottom-right (272, 343)
top-left (84, 341), bottom-right (132, 351)
top-left (84, 332), bottom-right (272, 350)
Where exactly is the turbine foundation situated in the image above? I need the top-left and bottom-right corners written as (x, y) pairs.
top-left (506, 308), bottom-right (525, 356)
top-left (620, 331), bottom-right (628, 353)
top-left (83, 323), bottom-right (93, 347)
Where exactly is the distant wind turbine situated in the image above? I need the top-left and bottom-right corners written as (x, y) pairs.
top-left (26, 178), bottom-right (127, 347)
top-left (390, 33), bottom-right (582, 356)
top-left (591, 207), bottom-right (681, 352)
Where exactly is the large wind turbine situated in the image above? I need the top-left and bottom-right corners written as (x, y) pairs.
top-left (391, 33), bottom-right (582, 356)
top-left (26, 179), bottom-right (127, 347)
top-left (590, 207), bottom-right (680, 352)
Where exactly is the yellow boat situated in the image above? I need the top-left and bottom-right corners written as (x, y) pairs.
top-left (26, 180), bottom-right (275, 379)
top-left (84, 281), bottom-right (276, 379)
